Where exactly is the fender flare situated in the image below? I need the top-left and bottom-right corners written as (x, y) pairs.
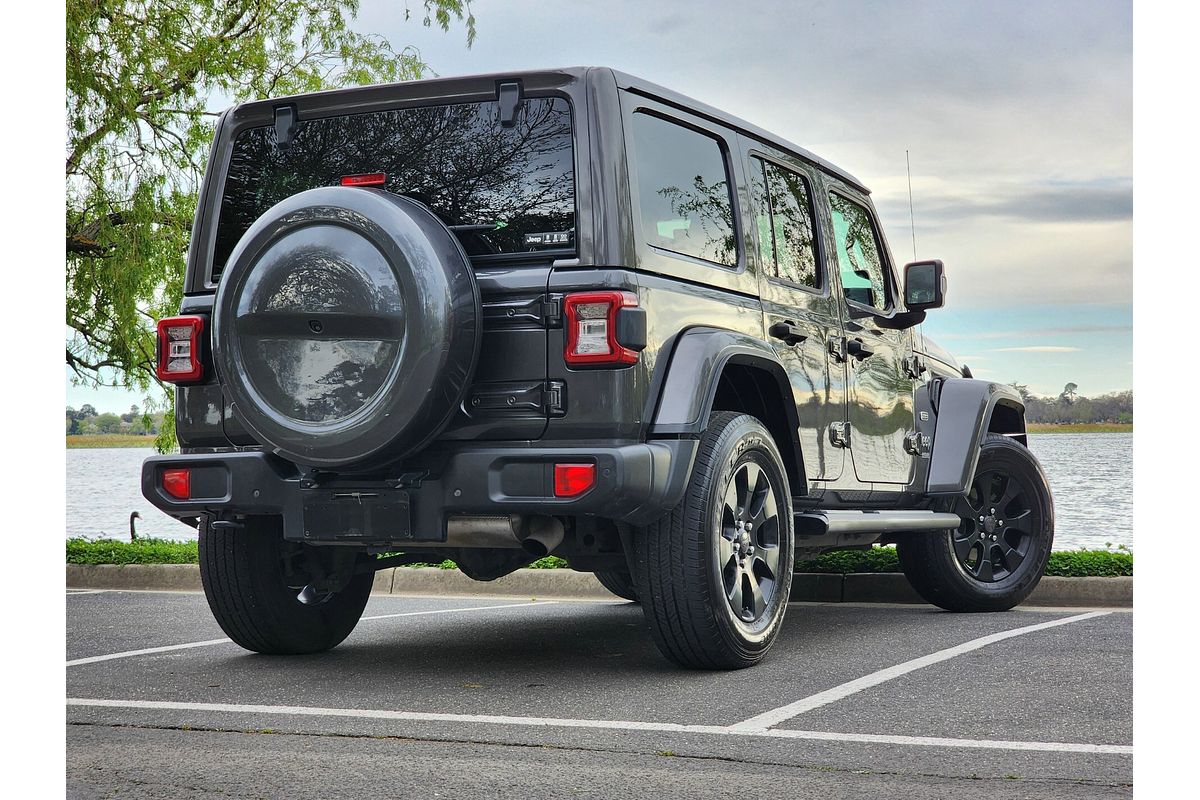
top-left (647, 327), bottom-right (805, 486)
top-left (926, 378), bottom-right (1027, 495)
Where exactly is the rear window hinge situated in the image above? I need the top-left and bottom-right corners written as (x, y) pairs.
top-left (497, 81), bottom-right (523, 128)
top-left (274, 104), bottom-right (298, 152)
top-left (541, 294), bottom-right (563, 327)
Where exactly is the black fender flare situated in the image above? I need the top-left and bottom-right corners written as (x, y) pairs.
top-left (647, 327), bottom-right (805, 487)
top-left (926, 378), bottom-right (1027, 495)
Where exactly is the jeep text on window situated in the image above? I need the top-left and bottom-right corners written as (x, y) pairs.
top-left (630, 112), bottom-right (737, 267)
top-left (750, 157), bottom-right (820, 289)
top-left (829, 192), bottom-right (890, 311)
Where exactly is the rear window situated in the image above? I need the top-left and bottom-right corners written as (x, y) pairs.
top-left (211, 97), bottom-right (576, 281)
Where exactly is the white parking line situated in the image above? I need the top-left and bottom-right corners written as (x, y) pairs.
top-left (67, 600), bottom-right (558, 668)
top-left (730, 610), bottom-right (1112, 732)
top-left (65, 698), bottom-right (1131, 755)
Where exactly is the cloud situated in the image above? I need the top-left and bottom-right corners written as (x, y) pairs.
top-left (991, 346), bottom-right (1083, 353)
top-left (937, 325), bottom-right (1131, 341)
top-left (898, 182), bottom-right (1131, 226)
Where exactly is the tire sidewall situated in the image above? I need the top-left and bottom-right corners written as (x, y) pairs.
top-left (703, 418), bottom-right (795, 652)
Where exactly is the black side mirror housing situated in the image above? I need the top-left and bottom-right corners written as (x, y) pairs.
top-left (903, 259), bottom-right (947, 311)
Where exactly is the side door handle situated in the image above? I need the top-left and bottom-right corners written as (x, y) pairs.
top-left (769, 320), bottom-right (808, 346)
top-left (846, 338), bottom-right (875, 360)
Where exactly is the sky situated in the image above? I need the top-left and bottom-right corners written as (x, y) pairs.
top-left (66, 0), bottom-right (1132, 411)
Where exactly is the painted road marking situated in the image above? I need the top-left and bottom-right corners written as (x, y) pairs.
top-left (67, 600), bottom-right (559, 667)
top-left (65, 698), bottom-right (1132, 755)
top-left (730, 610), bottom-right (1112, 732)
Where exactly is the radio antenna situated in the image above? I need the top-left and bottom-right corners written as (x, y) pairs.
top-left (906, 149), bottom-right (917, 261)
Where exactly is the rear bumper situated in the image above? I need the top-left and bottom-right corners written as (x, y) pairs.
top-left (141, 440), bottom-right (697, 543)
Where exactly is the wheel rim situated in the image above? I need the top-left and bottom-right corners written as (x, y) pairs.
top-left (951, 468), bottom-right (1039, 583)
top-left (718, 461), bottom-right (782, 623)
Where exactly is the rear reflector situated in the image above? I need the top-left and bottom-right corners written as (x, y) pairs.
top-left (155, 316), bottom-right (204, 383)
top-left (340, 172), bottom-right (387, 187)
top-left (162, 469), bottom-right (191, 500)
top-left (554, 463), bottom-right (596, 498)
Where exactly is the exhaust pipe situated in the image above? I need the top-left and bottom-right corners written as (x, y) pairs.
top-left (520, 516), bottom-right (564, 558)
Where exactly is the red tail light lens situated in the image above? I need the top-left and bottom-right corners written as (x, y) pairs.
top-left (554, 463), bottom-right (596, 497)
top-left (162, 468), bottom-right (191, 500)
top-left (563, 291), bottom-right (640, 367)
top-left (340, 172), bottom-right (387, 187)
top-left (155, 316), bottom-right (205, 383)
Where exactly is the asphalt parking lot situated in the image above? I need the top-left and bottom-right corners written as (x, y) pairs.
top-left (66, 589), bottom-right (1132, 798)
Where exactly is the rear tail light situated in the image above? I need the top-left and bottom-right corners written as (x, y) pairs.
top-left (162, 468), bottom-right (191, 500)
top-left (341, 172), bottom-right (387, 187)
top-left (554, 463), bottom-right (596, 497)
top-left (155, 316), bottom-right (205, 383)
top-left (563, 291), bottom-right (643, 367)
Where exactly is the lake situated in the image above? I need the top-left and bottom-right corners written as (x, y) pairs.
top-left (66, 433), bottom-right (1133, 551)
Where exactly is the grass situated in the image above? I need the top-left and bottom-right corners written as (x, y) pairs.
top-left (66, 434), bottom-right (158, 449)
top-left (795, 545), bottom-right (1132, 577)
top-left (1026, 422), bottom-right (1132, 434)
top-left (67, 538), bottom-right (1130, 576)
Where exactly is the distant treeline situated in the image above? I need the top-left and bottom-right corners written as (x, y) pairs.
top-left (1011, 383), bottom-right (1132, 425)
top-left (66, 404), bottom-right (165, 436)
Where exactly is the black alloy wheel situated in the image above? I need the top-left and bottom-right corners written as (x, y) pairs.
top-left (719, 461), bottom-right (784, 623)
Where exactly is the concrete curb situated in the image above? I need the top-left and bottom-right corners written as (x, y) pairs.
top-left (67, 564), bottom-right (1132, 607)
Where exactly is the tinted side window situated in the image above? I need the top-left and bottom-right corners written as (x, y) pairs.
top-left (631, 112), bottom-right (737, 267)
top-left (750, 158), bottom-right (820, 288)
top-left (829, 193), bottom-right (889, 311)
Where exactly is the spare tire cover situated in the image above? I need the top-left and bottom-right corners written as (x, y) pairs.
top-left (213, 186), bottom-right (480, 468)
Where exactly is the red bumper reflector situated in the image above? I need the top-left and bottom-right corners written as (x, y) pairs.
top-left (340, 172), bottom-right (387, 187)
top-left (554, 463), bottom-right (596, 498)
top-left (162, 469), bottom-right (191, 500)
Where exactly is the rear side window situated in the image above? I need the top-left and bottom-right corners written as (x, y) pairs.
top-left (829, 192), bottom-right (890, 311)
top-left (212, 97), bottom-right (576, 281)
top-left (749, 157), bottom-right (820, 289)
top-left (630, 112), bottom-right (737, 267)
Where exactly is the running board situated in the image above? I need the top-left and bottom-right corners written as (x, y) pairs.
top-left (794, 510), bottom-right (961, 548)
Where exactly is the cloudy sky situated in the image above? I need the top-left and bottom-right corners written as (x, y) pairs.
top-left (67, 0), bottom-right (1131, 410)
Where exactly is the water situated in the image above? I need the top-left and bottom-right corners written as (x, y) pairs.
top-left (65, 433), bottom-right (1133, 550)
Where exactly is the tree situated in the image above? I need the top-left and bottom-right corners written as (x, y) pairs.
top-left (79, 404), bottom-right (97, 419)
top-left (95, 413), bottom-right (123, 434)
top-left (66, 1), bottom-right (475, 451)
top-left (1059, 382), bottom-right (1079, 405)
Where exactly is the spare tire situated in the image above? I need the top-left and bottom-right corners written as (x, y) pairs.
top-left (212, 187), bottom-right (480, 469)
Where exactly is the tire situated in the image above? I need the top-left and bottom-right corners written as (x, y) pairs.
top-left (199, 515), bottom-right (373, 654)
top-left (633, 412), bottom-right (794, 670)
top-left (212, 186), bottom-right (481, 469)
top-left (898, 433), bottom-right (1055, 612)
top-left (594, 569), bottom-right (639, 602)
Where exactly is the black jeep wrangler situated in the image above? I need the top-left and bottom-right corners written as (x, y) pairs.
top-left (142, 67), bottom-right (1053, 670)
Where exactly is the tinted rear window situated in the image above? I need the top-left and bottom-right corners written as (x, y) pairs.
top-left (212, 97), bottom-right (575, 281)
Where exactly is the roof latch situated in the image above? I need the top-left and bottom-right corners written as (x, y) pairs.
top-left (274, 105), bottom-right (298, 152)
top-left (497, 81), bottom-right (523, 128)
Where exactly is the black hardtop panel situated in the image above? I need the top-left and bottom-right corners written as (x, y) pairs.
top-left (607, 68), bottom-right (870, 194)
top-left (226, 66), bottom-right (592, 124)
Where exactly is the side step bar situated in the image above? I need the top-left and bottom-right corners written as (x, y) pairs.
top-left (794, 510), bottom-right (961, 548)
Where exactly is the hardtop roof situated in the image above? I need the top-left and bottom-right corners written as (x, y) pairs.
top-left (227, 65), bottom-right (869, 194)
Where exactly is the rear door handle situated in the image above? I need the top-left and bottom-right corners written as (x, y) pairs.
top-left (846, 338), bottom-right (874, 360)
top-left (769, 321), bottom-right (808, 346)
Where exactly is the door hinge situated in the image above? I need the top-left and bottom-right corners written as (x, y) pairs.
top-left (543, 380), bottom-right (567, 417)
top-left (466, 380), bottom-right (567, 417)
top-left (480, 293), bottom-right (562, 328)
top-left (903, 355), bottom-right (927, 379)
top-left (903, 430), bottom-right (931, 456)
top-left (828, 336), bottom-right (848, 363)
top-left (829, 421), bottom-right (851, 448)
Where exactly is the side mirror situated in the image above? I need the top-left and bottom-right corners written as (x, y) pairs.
top-left (903, 259), bottom-right (947, 311)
